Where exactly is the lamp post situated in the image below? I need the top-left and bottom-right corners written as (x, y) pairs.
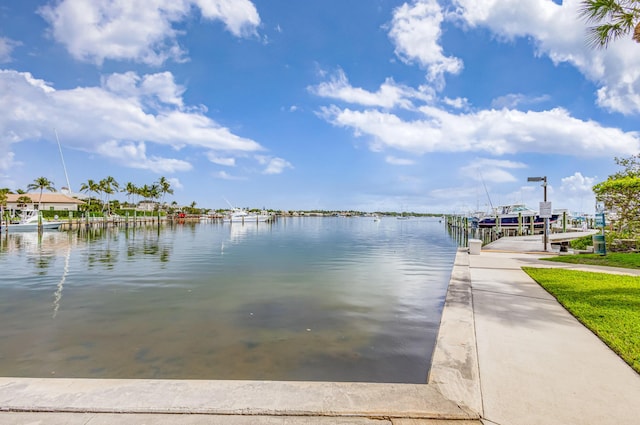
top-left (527, 176), bottom-right (548, 251)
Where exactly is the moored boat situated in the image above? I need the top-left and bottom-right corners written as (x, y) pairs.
top-left (478, 204), bottom-right (559, 229)
top-left (4, 210), bottom-right (63, 232)
top-left (223, 208), bottom-right (271, 223)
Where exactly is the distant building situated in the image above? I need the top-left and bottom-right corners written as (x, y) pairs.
top-left (137, 200), bottom-right (159, 211)
top-left (5, 192), bottom-right (85, 211)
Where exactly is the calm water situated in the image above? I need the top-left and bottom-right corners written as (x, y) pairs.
top-left (0, 217), bottom-right (457, 383)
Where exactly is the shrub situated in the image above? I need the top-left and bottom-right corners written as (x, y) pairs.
top-left (570, 235), bottom-right (594, 250)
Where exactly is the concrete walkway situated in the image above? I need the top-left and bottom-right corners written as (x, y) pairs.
top-left (473, 236), bottom-right (640, 425)
top-left (2, 234), bottom-right (639, 424)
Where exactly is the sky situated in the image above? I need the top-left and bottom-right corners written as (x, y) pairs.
top-left (1, 0), bottom-right (639, 214)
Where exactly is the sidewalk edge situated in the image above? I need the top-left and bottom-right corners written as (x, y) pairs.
top-left (428, 247), bottom-right (482, 416)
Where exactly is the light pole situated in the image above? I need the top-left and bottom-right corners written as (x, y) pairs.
top-left (527, 176), bottom-right (548, 251)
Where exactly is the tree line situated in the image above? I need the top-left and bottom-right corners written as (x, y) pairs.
top-left (78, 176), bottom-right (174, 214)
top-left (0, 176), bottom-right (203, 215)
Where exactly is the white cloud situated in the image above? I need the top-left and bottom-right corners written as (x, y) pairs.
top-left (443, 97), bottom-right (470, 110)
top-left (460, 158), bottom-right (527, 183)
top-left (319, 104), bottom-right (640, 157)
top-left (451, 0), bottom-right (640, 115)
top-left (0, 69), bottom-right (264, 173)
top-left (256, 155), bottom-right (293, 174)
top-left (168, 177), bottom-right (183, 190)
top-left (554, 172), bottom-right (597, 213)
top-left (102, 71), bottom-right (185, 109)
top-left (385, 156), bottom-right (415, 165)
top-left (38, 0), bottom-right (260, 66)
top-left (215, 170), bottom-right (246, 180)
top-left (308, 69), bottom-right (434, 109)
top-left (491, 93), bottom-right (551, 109)
top-left (194, 0), bottom-right (260, 37)
top-left (0, 150), bottom-right (16, 172)
top-left (0, 37), bottom-right (20, 63)
top-left (387, 0), bottom-right (463, 87)
top-left (207, 153), bottom-right (236, 166)
top-left (140, 72), bottom-right (186, 108)
top-left (96, 140), bottom-right (192, 173)
top-left (560, 171), bottom-right (596, 194)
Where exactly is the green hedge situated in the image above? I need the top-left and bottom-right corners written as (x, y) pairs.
top-left (569, 235), bottom-right (594, 250)
top-left (569, 232), bottom-right (640, 252)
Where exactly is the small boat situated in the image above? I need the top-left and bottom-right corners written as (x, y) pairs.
top-left (223, 208), bottom-right (271, 223)
top-left (478, 204), bottom-right (559, 228)
top-left (5, 210), bottom-right (63, 232)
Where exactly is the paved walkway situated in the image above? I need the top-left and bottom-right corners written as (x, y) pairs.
top-left (473, 236), bottom-right (640, 425)
top-left (2, 234), bottom-right (639, 424)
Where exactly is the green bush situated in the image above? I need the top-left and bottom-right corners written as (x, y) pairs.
top-left (605, 231), bottom-right (640, 252)
top-left (569, 235), bottom-right (593, 250)
top-left (40, 210), bottom-right (73, 219)
top-left (569, 232), bottom-right (640, 252)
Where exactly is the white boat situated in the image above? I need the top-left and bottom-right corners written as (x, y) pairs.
top-left (478, 204), bottom-right (559, 229)
top-left (5, 210), bottom-right (63, 232)
top-left (223, 208), bottom-right (271, 223)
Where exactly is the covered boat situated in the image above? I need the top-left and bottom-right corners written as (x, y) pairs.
top-left (478, 204), bottom-right (559, 229)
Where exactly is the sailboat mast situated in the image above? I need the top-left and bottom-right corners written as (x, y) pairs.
top-left (478, 169), bottom-right (493, 211)
top-left (54, 129), bottom-right (72, 193)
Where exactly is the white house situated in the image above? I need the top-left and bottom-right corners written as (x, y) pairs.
top-left (137, 200), bottom-right (159, 211)
top-left (5, 192), bottom-right (85, 211)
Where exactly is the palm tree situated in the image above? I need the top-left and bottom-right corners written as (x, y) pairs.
top-left (79, 179), bottom-right (101, 212)
top-left (156, 176), bottom-right (174, 208)
top-left (99, 176), bottom-right (119, 215)
top-left (137, 184), bottom-right (149, 201)
top-left (149, 183), bottom-right (161, 206)
top-left (123, 182), bottom-right (138, 207)
top-left (580, 0), bottom-right (640, 47)
top-left (16, 195), bottom-right (32, 209)
top-left (0, 188), bottom-right (9, 207)
top-left (169, 200), bottom-right (179, 214)
top-left (26, 177), bottom-right (55, 210)
top-left (189, 201), bottom-right (198, 214)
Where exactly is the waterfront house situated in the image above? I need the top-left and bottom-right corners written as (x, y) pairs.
top-left (5, 192), bottom-right (85, 212)
top-left (137, 200), bottom-right (159, 211)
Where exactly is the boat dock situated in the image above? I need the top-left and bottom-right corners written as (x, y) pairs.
top-left (445, 214), bottom-right (597, 248)
top-left (0, 214), bottom-right (246, 233)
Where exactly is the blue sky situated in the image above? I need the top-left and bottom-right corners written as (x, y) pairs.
top-left (1, 0), bottom-right (639, 214)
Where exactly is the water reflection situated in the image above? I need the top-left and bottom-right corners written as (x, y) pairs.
top-left (227, 221), bottom-right (273, 243)
top-left (1, 227), bottom-right (172, 266)
top-left (53, 245), bottom-right (71, 318)
top-left (0, 218), bottom-right (458, 383)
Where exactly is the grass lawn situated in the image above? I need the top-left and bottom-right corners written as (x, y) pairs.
top-left (542, 253), bottom-right (640, 269)
top-left (523, 267), bottom-right (640, 374)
